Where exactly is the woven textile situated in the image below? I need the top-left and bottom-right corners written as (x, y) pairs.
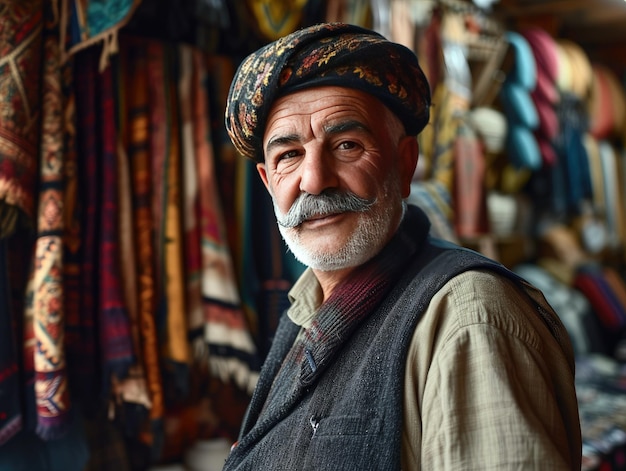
top-left (191, 53), bottom-right (260, 394)
top-left (60, 0), bottom-right (142, 70)
top-left (123, 36), bottom-right (165, 430)
top-left (184, 47), bottom-right (205, 360)
top-left (0, 1), bottom-right (44, 237)
top-left (162, 43), bottom-right (191, 375)
top-left (97, 57), bottom-right (134, 390)
top-left (144, 40), bottom-right (190, 404)
top-left (27, 8), bottom-right (71, 439)
top-left (61, 23), bottom-right (85, 406)
top-left (68, 48), bottom-right (99, 404)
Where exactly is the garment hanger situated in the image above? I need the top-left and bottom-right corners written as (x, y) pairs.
top-left (437, 0), bottom-right (510, 107)
top-left (470, 33), bottom-right (511, 107)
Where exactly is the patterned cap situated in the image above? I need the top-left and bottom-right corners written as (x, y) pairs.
top-left (225, 22), bottom-right (431, 161)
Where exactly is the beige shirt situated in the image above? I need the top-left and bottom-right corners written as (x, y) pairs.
top-left (288, 267), bottom-right (581, 470)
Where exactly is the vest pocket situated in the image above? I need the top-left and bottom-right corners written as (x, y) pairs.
top-left (312, 415), bottom-right (384, 436)
top-left (304, 415), bottom-right (388, 470)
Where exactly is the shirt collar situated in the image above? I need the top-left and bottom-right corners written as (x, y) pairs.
top-left (287, 268), bottom-right (322, 329)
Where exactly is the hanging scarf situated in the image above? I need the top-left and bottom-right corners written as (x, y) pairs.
top-left (161, 42), bottom-right (191, 396)
top-left (123, 35), bottom-right (164, 442)
top-left (59, 0), bottom-right (142, 71)
top-left (144, 39), bottom-right (166, 300)
top-left (68, 47), bottom-right (99, 406)
top-left (0, 2), bottom-right (43, 237)
top-left (97, 55), bottom-right (134, 391)
top-left (111, 110), bottom-right (154, 446)
top-left (192, 55), bottom-right (259, 395)
top-left (27, 7), bottom-right (71, 439)
top-left (183, 47), bottom-right (204, 360)
top-left (61, 25), bottom-right (84, 405)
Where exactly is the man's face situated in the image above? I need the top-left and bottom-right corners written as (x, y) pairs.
top-left (258, 86), bottom-right (418, 272)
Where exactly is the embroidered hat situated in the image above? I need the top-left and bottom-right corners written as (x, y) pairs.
top-left (225, 22), bottom-right (432, 161)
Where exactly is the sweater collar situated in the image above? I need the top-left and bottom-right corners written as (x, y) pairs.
top-left (297, 204), bottom-right (430, 386)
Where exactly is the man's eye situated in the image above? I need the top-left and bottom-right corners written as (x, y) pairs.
top-left (338, 141), bottom-right (359, 150)
top-left (280, 149), bottom-right (299, 159)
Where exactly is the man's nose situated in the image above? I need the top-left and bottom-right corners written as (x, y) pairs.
top-left (298, 148), bottom-right (338, 195)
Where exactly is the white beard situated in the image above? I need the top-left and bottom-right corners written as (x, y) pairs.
top-left (274, 175), bottom-right (402, 272)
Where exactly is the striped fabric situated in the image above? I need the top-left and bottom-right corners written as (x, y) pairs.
top-left (192, 55), bottom-right (260, 395)
top-left (152, 41), bottom-right (192, 400)
top-left (68, 48), bottom-right (99, 407)
top-left (123, 36), bottom-right (165, 438)
top-left (27, 8), bottom-right (71, 439)
top-left (97, 56), bottom-right (134, 390)
top-left (181, 46), bottom-right (205, 362)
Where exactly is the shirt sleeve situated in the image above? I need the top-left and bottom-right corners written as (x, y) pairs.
top-left (402, 270), bottom-right (581, 470)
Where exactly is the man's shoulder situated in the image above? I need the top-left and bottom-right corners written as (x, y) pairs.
top-left (425, 268), bottom-right (570, 354)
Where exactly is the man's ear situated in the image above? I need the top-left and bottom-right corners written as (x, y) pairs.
top-left (398, 136), bottom-right (419, 198)
top-left (256, 162), bottom-right (271, 192)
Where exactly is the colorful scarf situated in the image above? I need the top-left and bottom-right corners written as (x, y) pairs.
top-left (27, 6), bottom-right (71, 439)
top-left (192, 54), bottom-right (260, 394)
top-left (144, 38), bottom-right (190, 400)
top-left (123, 35), bottom-right (164, 437)
top-left (183, 47), bottom-right (205, 360)
top-left (161, 42), bottom-right (191, 391)
top-left (264, 205), bottom-right (424, 406)
top-left (0, 2), bottom-right (44, 237)
top-left (59, 0), bottom-right (142, 71)
top-left (67, 47), bottom-right (99, 405)
top-left (97, 55), bottom-right (134, 390)
top-left (161, 47), bottom-right (259, 392)
top-left (117, 70), bottom-right (140, 364)
top-left (61, 21), bottom-right (84, 406)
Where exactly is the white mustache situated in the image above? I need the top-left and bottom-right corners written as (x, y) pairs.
top-left (275, 190), bottom-right (376, 228)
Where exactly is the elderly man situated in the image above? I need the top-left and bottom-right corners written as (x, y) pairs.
top-left (222, 23), bottom-right (581, 470)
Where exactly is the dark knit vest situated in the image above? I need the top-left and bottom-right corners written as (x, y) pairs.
top-left (223, 219), bottom-right (566, 471)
